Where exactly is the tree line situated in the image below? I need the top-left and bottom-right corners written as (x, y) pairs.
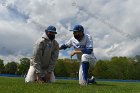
top-left (0, 56), bottom-right (140, 80)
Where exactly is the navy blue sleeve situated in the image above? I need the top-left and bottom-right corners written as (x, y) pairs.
top-left (60, 44), bottom-right (68, 50)
top-left (81, 49), bottom-right (93, 54)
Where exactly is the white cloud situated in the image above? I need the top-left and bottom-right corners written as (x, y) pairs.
top-left (0, 0), bottom-right (140, 63)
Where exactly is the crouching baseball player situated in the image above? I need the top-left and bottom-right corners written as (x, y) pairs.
top-left (60, 25), bottom-right (97, 86)
top-left (25, 26), bottom-right (59, 83)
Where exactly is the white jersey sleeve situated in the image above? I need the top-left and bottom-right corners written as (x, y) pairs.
top-left (65, 37), bottom-right (73, 48)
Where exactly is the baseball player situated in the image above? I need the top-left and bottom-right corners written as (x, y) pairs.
top-left (25, 26), bottom-right (59, 83)
top-left (60, 25), bottom-right (97, 85)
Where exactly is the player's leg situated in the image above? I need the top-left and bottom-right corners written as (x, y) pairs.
top-left (42, 71), bottom-right (55, 83)
top-left (79, 63), bottom-right (84, 84)
top-left (88, 76), bottom-right (96, 84)
top-left (49, 72), bottom-right (56, 83)
top-left (79, 54), bottom-right (90, 85)
top-left (25, 66), bottom-right (36, 82)
top-left (87, 54), bottom-right (97, 84)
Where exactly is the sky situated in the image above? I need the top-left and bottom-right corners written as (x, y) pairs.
top-left (0, 0), bottom-right (140, 63)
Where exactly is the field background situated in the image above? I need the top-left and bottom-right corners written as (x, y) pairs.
top-left (0, 77), bottom-right (140, 93)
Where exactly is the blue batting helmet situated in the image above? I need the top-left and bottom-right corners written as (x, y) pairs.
top-left (70, 25), bottom-right (84, 32)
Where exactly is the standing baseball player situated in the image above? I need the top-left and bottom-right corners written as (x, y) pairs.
top-left (25, 26), bottom-right (59, 83)
top-left (60, 25), bottom-right (97, 85)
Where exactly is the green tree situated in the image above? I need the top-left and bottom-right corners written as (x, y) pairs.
top-left (108, 56), bottom-right (134, 79)
top-left (135, 55), bottom-right (140, 62)
top-left (0, 59), bottom-right (5, 74)
top-left (17, 58), bottom-right (30, 75)
top-left (63, 59), bottom-right (79, 77)
top-left (93, 60), bottom-right (109, 79)
top-left (5, 62), bottom-right (18, 74)
top-left (133, 62), bottom-right (140, 80)
top-left (55, 59), bottom-right (69, 77)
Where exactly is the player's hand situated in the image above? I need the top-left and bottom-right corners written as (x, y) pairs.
top-left (70, 51), bottom-right (76, 57)
top-left (70, 50), bottom-right (82, 57)
top-left (36, 73), bottom-right (44, 83)
top-left (45, 72), bottom-right (52, 83)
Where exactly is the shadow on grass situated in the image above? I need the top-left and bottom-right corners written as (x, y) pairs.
top-left (94, 83), bottom-right (116, 86)
top-left (53, 82), bottom-right (76, 85)
top-left (53, 81), bottom-right (116, 87)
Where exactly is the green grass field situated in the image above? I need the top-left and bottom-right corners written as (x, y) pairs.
top-left (0, 77), bottom-right (140, 93)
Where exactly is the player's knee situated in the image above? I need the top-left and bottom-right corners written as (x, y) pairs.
top-left (81, 54), bottom-right (89, 62)
top-left (25, 77), bottom-right (35, 83)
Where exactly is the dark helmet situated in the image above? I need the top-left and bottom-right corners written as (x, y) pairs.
top-left (45, 26), bottom-right (57, 34)
top-left (70, 25), bottom-right (84, 32)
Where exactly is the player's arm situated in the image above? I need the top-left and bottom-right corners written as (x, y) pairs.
top-left (48, 41), bottom-right (59, 73)
top-left (59, 44), bottom-right (68, 50)
top-left (59, 38), bottom-right (73, 50)
top-left (70, 49), bottom-right (82, 57)
top-left (33, 41), bottom-right (44, 72)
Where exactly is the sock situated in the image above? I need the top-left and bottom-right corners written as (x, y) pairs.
top-left (82, 62), bottom-right (89, 82)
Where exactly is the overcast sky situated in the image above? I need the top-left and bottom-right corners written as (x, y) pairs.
top-left (0, 0), bottom-right (140, 63)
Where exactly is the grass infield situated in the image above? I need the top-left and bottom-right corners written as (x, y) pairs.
top-left (0, 77), bottom-right (140, 93)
